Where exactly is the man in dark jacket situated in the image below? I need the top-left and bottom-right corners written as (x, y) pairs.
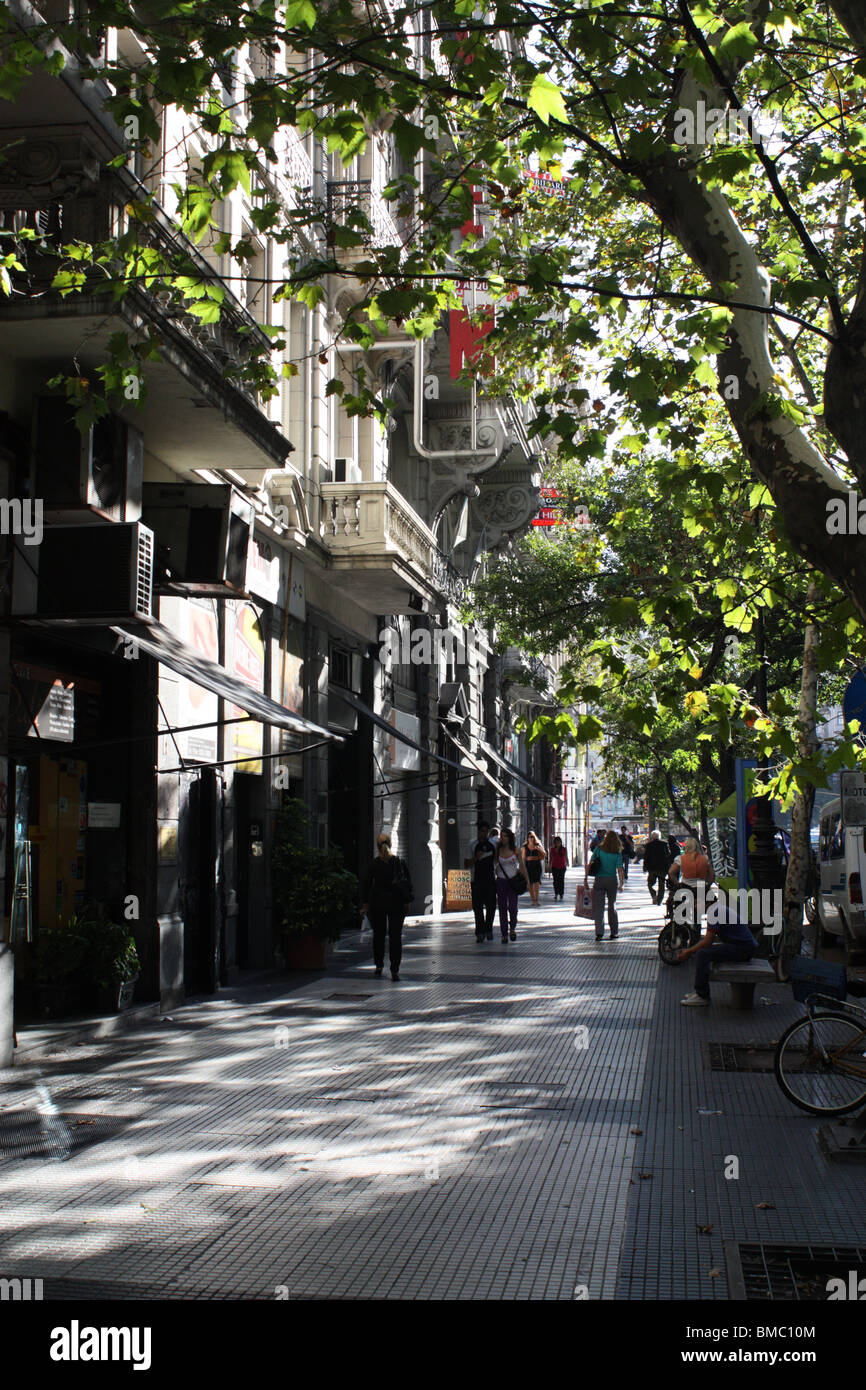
top-left (643, 831), bottom-right (671, 905)
top-left (619, 825), bottom-right (635, 881)
top-left (469, 821), bottom-right (498, 941)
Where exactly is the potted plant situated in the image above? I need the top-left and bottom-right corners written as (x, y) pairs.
top-left (75, 911), bottom-right (141, 1012)
top-left (14, 922), bottom-right (89, 1019)
top-left (271, 800), bottom-right (358, 969)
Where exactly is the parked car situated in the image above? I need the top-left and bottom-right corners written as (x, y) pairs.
top-left (816, 797), bottom-right (866, 955)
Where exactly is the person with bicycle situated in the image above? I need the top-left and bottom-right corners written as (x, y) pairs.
top-left (667, 837), bottom-right (714, 927)
top-left (677, 892), bottom-right (757, 1006)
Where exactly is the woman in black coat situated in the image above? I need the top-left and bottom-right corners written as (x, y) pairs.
top-left (360, 833), bottom-right (413, 981)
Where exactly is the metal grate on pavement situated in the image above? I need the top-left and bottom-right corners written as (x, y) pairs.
top-left (725, 1240), bottom-right (866, 1300)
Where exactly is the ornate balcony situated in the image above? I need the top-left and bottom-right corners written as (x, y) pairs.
top-left (321, 481), bottom-right (446, 613)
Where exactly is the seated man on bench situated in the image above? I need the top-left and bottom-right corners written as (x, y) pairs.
top-left (677, 891), bottom-right (757, 1007)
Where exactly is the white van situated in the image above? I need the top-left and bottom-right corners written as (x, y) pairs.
top-left (817, 797), bottom-right (866, 953)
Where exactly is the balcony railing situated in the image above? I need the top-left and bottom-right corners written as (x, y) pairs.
top-left (326, 180), bottom-right (401, 251)
top-left (431, 549), bottom-right (466, 604)
top-left (321, 481), bottom-right (437, 574)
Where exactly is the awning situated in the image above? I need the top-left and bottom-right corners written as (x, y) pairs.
top-left (112, 621), bottom-right (340, 741)
top-left (476, 735), bottom-right (555, 798)
top-left (331, 687), bottom-right (469, 776)
top-left (442, 727), bottom-right (513, 799)
top-left (709, 792), bottom-right (737, 818)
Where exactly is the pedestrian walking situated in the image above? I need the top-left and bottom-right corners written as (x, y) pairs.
top-left (678, 894), bottom-right (757, 1006)
top-left (360, 832), bottom-right (413, 980)
top-left (469, 821), bottom-right (498, 941)
top-left (592, 830), bottom-right (624, 940)
top-left (495, 828), bottom-right (525, 941)
top-left (589, 828), bottom-right (603, 853)
top-left (522, 830), bottom-right (547, 905)
top-left (549, 836), bottom-right (568, 900)
top-left (667, 833), bottom-right (682, 860)
top-left (642, 830), bottom-right (671, 905)
top-left (619, 825), bottom-right (635, 881)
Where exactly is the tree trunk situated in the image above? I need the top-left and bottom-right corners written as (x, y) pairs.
top-left (665, 769), bottom-right (699, 838)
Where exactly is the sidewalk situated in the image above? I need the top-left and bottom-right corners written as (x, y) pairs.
top-left (1, 873), bottom-right (865, 1300)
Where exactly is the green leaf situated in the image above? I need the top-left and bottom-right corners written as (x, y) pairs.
top-left (285, 0), bottom-right (316, 28)
top-left (528, 74), bottom-right (568, 127)
top-left (718, 21), bottom-right (758, 62)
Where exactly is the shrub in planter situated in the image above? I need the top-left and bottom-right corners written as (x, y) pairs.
top-left (74, 913), bottom-right (141, 1012)
top-left (271, 800), bottom-right (358, 967)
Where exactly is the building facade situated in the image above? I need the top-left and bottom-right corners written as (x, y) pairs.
top-left (0, 1), bottom-right (566, 1032)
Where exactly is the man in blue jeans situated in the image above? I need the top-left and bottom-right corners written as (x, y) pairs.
top-left (677, 893), bottom-right (757, 1005)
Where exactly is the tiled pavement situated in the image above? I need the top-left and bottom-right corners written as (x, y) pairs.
top-left (2, 875), bottom-right (865, 1300)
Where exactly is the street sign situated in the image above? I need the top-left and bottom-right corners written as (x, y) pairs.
top-left (841, 770), bottom-right (866, 825)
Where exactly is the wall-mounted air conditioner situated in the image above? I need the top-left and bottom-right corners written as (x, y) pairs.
top-left (32, 396), bottom-right (143, 523)
top-left (142, 482), bottom-right (254, 595)
top-left (13, 521), bottom-right (154, 624)
top-left (333, 457), bottom-right (361, 484)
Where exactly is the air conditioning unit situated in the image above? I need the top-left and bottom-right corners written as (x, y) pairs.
top-left (32, 397), bottom-right (143, 523)
top-left (142, 482), bottom-right (254, 595)
top-left (13, 521), bottom-right (154, 624)
top-left (333, 457), bottom-right (361, 484)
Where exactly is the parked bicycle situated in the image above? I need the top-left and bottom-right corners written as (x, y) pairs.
top-left (774, 992), bottom-right (866, 1116)
top-left (657, 881), bottom-right (702, 964)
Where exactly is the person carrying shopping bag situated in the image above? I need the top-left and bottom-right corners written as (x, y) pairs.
top-left (592, 830), bottom-right (624, 940)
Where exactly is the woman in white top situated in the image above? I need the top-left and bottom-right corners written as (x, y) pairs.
top-left (495, 828), bottom-right (525, 942)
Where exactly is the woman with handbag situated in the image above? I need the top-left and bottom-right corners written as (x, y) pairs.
top-left (592, 830), bottom-right (625, 941)
top-left (494, 828), bottom-right (526, 942)
top-left (359, 832), bottom-right (413, 980)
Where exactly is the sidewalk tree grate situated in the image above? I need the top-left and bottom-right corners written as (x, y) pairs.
top-left (0, 1110), bottom-right (125, 1160)
top-left (706, 1042), bottom-right (801, 1072)
top-left (725, 1241), bottom-right (866, 1300)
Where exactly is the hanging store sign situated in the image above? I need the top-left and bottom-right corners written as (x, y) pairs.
top-left (226, 603), bottom-right (265, 774)
top-left (247, 537), bottom-right (280, 605)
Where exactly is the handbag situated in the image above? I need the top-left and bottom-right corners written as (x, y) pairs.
top-left (392, 857), bottom-right (414, 906)
top-left (512, 870), bottom-right (528, 895)
top-left (588, 854), bottom-right (601, 877)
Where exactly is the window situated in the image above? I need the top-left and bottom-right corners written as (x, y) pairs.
top-left (820, 814), bottom-right (842, 861)
top-left (329, 645), bottom-right (352, 690)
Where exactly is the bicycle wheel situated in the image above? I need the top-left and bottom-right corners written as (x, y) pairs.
top-left (657, 923), bottom-right (689, 965)
top-left (774, 1011), bottom-right (866, 1115)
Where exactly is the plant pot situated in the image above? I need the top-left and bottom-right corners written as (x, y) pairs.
top-left (281, 932), bottom-right (329, 970)
top-left (96, 975), bottom-right (139, 1013)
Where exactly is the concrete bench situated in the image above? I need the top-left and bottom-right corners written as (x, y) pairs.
top-left (710, 958), bottom-right (775, 1009)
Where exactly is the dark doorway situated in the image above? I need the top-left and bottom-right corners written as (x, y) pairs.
top-left (181, 768), bottom-right (220, 994)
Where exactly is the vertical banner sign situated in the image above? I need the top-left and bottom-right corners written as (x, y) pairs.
top-left (735, 757), bottom-right (758, 892)
top-left (450, 187), bottom-right (495, 379)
